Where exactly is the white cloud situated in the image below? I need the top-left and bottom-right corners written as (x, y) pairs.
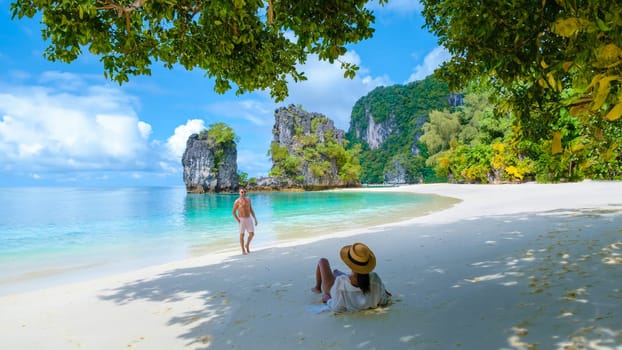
top-left (282, 50), bottom-right (391, 129)
top-left (38, 71), bottom-right (90, 91)
top-left (237, 149), bottom-right (272, 177)
top-left (406, 46), bottom-right (451, 83)
top-left (0, 78), bottom-right (155, 174)
top-left (95, 114), bottom-right (148, 159)
top-left (159, 160), bottom-right (180, 174)
top-left (206, 99), bottom-right (273, 127)
top-left (137, 121), bottom-right (152, 139)
top-left (166, 119), bottom-right (206, 160)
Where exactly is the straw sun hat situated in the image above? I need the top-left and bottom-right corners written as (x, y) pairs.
top-left (340, 242), bottom-right (376, 274)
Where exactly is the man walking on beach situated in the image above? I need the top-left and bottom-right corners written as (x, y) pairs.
top-left (232, 188), bottom-right (258, 255)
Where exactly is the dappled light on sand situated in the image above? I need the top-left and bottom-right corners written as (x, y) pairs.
top-left (1, 183), bottom-right (621, 349)
top-left (555, 327), bottom-right (622, 350)
top-left (601, 242), bottom-right (622, 265)
top-left (450, 209), bottom-right (622, 350)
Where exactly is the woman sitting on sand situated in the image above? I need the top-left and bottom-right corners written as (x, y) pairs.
top-left (311, 242), bottom-right (391, 312)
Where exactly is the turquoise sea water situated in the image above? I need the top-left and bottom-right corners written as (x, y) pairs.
top-left (0, 187), bottom-right (452, 295)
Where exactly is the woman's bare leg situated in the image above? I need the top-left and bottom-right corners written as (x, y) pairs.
top-left (312, 258), bottom-right (336, 296)
top-left (312, 262), bottom-right (322, 293)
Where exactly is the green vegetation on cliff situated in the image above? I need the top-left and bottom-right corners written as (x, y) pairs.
top-left (346, 76), bottom-right (451, 183)
top-left (269, 133), bottom-right (360, 184)
top-left (198, 122), bottom-right (238, 171)
top-left (269, 106), bottom-right (360, 187)
top-left (347, 76), bottom-right (622, 184)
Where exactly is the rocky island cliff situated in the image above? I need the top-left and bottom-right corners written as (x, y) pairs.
top-left (182, 126), bottom-right (238, 193)
top-left (268, 105), bottom-right (360, 190)
top-left (180, 107), bottom-right (360, 192)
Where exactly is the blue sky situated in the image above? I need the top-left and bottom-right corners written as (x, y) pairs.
top-left (0, 0), bottom-right (449, 187)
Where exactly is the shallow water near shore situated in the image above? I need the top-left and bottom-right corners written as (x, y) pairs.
top-left (0, 187), bottom-right (457, 295)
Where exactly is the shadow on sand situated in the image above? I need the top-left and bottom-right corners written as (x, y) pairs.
top-left (99, 208), bottom-right (622, 349)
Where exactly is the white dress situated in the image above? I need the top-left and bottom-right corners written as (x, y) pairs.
top-left (327, 272), bottom-right (390, 312)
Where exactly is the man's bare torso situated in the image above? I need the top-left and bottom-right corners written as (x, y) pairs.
top-left (234, 198), bottom-right (252, 217)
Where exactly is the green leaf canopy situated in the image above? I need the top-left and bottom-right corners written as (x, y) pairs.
top-left (10, 0), bottom-right (386, 101)
top-left (421, 0), bottom-right (622, 123)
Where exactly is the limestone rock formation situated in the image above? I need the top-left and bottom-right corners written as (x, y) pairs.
top-left (350, 106), bottom-right (396, 150)
top-left (182, 133), bottom-right (238, 193)
top-left (270, 105), bottom-right (359, 189)
top-left (346, 76), bottom-right (454, 184)
top-left (247, 176), bottom-right (304, 192)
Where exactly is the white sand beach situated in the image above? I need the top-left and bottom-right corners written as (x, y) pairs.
top-left (1, 181), bottom-right (622, 349)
